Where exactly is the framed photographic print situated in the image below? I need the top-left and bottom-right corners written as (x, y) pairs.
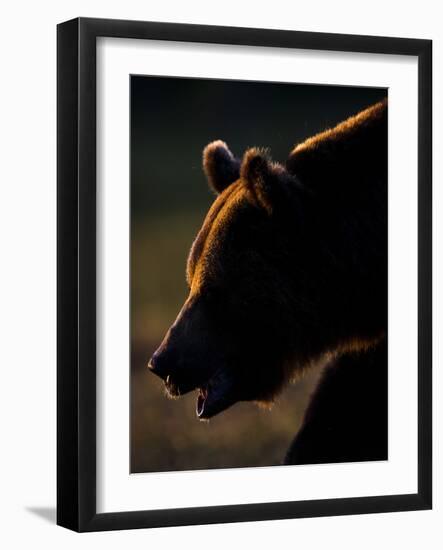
top-left (57, 17), bottom-right (432, 532)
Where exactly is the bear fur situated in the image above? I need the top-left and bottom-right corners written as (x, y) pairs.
top-left (149, 100), bottom-right (388, 464)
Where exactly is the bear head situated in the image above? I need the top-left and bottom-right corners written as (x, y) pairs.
top-left (148, 137), bottom-right (385, 420)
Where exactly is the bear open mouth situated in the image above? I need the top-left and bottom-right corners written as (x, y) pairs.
top-left (156, 365), bottom-right (238, 420)
top-left (195, 371), bottom-right (237, 420)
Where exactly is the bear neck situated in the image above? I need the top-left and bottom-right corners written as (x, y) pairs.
top-left (281, 101), bottom-right (388, 357)
top-left (286, 100), bottom-right (387, 200)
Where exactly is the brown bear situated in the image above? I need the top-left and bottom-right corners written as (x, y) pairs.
top-left (148, 100), bottom-right (388, 465)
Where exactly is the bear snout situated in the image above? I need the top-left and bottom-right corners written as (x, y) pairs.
top-left (148, 346), bottom-right (185, 397)
top-left (148, 339), bottom-right (208, 397)
top-left (147, 347), bottom-right (170, 381)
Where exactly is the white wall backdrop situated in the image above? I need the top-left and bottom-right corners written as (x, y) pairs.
top-left (0, 1), bottom-right (441, 548)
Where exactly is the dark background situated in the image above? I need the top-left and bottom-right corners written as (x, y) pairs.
top-left (131, 75), bottom-right (386, 473)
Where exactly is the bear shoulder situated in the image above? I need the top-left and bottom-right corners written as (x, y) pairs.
top-left (286, 99), bottom-right (387, 190)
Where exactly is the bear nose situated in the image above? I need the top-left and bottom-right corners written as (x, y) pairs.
top-left (147, 348), bottom-right (171, 381)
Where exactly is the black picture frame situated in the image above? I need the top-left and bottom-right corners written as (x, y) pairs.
top-left (57, 17), bottom-right (432, 532)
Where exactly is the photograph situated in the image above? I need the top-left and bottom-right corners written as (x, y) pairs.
top-left (130, 76), bottom-right (388, 474)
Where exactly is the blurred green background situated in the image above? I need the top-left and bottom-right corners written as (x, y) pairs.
top-left (130, 76), bottom-right (386, 473)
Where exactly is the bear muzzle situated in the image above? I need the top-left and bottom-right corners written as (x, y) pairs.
top-left (147, 297), bottom-right (241, 418)
top-left (148, 344), bottom-right (239, 419)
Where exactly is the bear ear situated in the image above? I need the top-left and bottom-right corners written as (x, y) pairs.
top-left (203, 140), bottom-right (240, 194)
top-left (240, 148), bottom-right (284, 214)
